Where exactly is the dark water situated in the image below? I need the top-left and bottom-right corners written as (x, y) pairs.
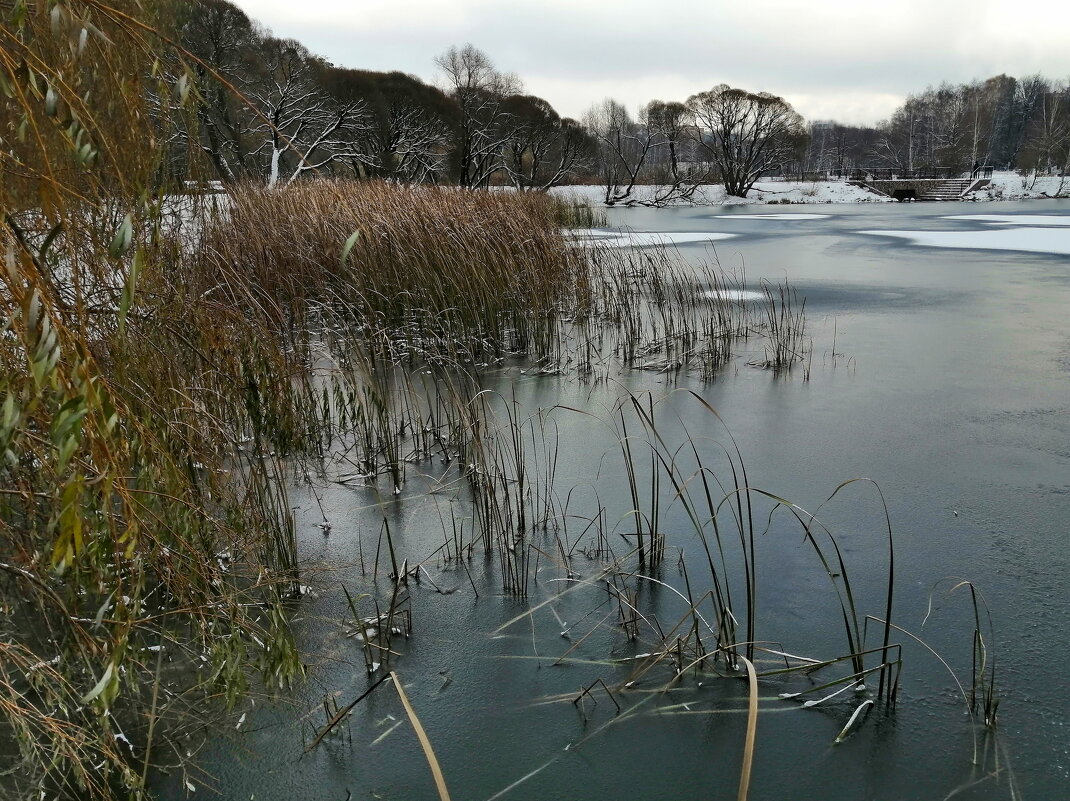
top-left (156, 201), bottom-right (1070, 800)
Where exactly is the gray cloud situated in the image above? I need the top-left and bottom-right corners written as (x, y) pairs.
top-left (236, 0), bottom-right (1070, 124)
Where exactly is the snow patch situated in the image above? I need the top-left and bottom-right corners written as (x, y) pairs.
top-left (568, 229), bottom-right (735, 248)
top-left (552, 180), bottom-right (890, 207)
top-left (943, 214), bottom-right (1070, 227)
top-left (703, 289), bottom-right (765, 302)
top-left (967, 171), bottom-right (1068, 202)
top-left (715, 213), bottom-right (831, 220)
top-left (859, 227), bottom-right (1070, 256)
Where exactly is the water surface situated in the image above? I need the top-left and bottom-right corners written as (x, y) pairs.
top-left (156, 200), bottom-right (1070, 800)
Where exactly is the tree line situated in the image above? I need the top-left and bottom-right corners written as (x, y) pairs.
top-left (167, 0), bottom-right (1070, 201)
top-left (804, 75), bottom-right (1070, 180)
top-left (171, 0), bottom-right (592, 190)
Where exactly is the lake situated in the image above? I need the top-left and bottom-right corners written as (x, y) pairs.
top-left (155, 199), bottom-right (1069, 800)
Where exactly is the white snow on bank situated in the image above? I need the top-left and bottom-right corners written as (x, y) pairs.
top-left (969, 171), bottom-right (1068, 202)
top-left (859, 227), bottom-right (1070, 256)
top-left (568, 229), bottom-right (735, 248)
top-left (715, 213), bottom-right (830, 220)
top-left (552, 181), bottom-right (888, 207)
top-left (552, 172), bottom-right (1070, 207)
top-left (943, 214), bottom-right (1070, 226)
top-left (745, 179), bottom-right (889, 205)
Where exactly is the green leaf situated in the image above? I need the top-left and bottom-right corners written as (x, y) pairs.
top-left (92, 594), bottom-right (113, 628)
top-left (109, 214), bottom-right (133, 259)
top-left (57, 435), bottom-right (78, 469)
top-left (118, 248), bottom-right (143, 334)
top-left (51, 477), bottom-right (84, 569)
top-left (43, 85), bottom-right (57, 117)
top-left (52, 396), bottom-right (87, 442)
top-left (81, 661), bottom-right (114, 704)
top-left (340, 230), bottom-right (361, 266)
top-left (1, 394), bottom-right (16, 430)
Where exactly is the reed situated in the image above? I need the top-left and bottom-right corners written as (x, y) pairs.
top-left (200, 180), bottom-right (591, 361)
top-left (754, 278), bottom-right (808, 373)
top-left (0, 4), bottom-right (316, 795)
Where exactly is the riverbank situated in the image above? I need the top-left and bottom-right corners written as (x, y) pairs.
top-left (553, 172), bottom-right (1069, 206)
top-left (552, 181), bottom-right (891, 206)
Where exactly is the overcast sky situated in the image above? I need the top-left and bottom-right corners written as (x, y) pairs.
top-left (232, 0), bottom-right (1070, 125)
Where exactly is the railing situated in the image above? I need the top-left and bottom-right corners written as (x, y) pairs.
top-left (849, 167), bottom-right (956, 181)
top-left (847, 166), bottom-right (993, 181)
top-left (763, 171), bottom-right (836, 182)
top-left (756, 166), bottom-right (997, 183)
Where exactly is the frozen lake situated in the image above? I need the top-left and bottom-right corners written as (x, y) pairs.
top-left (155, 199), bottom-right (1070, 801)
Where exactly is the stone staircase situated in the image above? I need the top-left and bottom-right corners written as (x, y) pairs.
top-left (917, 178), bottom-right (976, 200)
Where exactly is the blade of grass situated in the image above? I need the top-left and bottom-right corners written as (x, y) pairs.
top-left (390, 671), bottom-right (452, 801)
top-left (737, 655), bottom-right (759, 801)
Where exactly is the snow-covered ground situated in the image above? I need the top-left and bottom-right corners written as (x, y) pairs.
top-left (968, 171), bottom-right (1069, 201)
top-left (552, 181), bottom-right (890, 207)
top-left (553, 172), bottom-right (1069, 207)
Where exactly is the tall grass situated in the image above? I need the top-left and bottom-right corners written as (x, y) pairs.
top-left (479, 389), bottom-right (1009, 798)
top-left (201, 181), bottom-right (592, 361)
top-left (1, 3), bottom-right (312, 796)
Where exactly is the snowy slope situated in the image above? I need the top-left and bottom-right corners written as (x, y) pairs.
top-left (551, 181), bottom-right (891, 206)
top-left (552, 172), bottom-right (1069, 207)
top-left (968, 171), bottom-right (1069, 201)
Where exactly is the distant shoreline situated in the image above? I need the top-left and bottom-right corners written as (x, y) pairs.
top-left (550, 172), bottom-right (1068, 206)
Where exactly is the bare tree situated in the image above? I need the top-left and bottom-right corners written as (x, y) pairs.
top-left (688, 85), bottom-right (806, 197)
top-left (642, 100), bottom-right (706, 204)
top-left (374, 101), bottom-right (449, 182)
top-left (805, 121), bottom-right (879, 177)
top-left (320, 68), bottom-right (456, 183)
top-left (501, 95), bottom-right (591, 190)
top-left (581, 99), bottom-right (703, 206)
top-left (874, 99), bottom-right (924, 172)
top-left (179, 0), bottom-right (259, 181)
top-left (246, 40), bottom-right (372, 186)
top-left (1021, 81), bottom-right (1070, 192)
top-left (582, 99), bottom-right (657, 205)
top-left (645, 100), bottom-right (690, 177)
top-left (434, 44), bottom-right (520, 187)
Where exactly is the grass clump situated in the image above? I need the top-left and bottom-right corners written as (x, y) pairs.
top-left (202, 181), bottom-right (591, 359)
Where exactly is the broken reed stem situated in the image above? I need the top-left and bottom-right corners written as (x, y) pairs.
top-left (305, 673), bottom-right (392, 752)
top-left (390, 671), bottom-right (452, 801)
top-left (737, 655), bottom-right (759, 801)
